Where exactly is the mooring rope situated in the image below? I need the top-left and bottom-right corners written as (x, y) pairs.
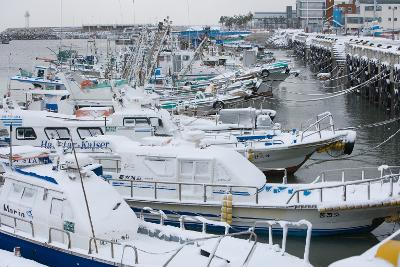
top-left (271, 71), bottom-right (387, 103)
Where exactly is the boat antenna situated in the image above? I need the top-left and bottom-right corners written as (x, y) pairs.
top-left (69, 135), bottom-right (98, 253)
top-left (60, 0), bottom-right (63, 46)
top-left (9, 124), bottom-right (13, 169)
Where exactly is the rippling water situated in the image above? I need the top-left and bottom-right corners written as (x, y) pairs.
top-left (0, 40), bottom-right (399, 266)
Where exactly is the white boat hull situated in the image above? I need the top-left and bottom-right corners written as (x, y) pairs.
top-left (126, 198), bottom-right (396, 236)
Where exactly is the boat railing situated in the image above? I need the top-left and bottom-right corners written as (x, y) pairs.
top-left (286, 174), bottom-right (400, 205)
top-left (249, 219), bottom-right (312, 264)
top-left (108, 178), bottom-right (260, 204)
top-left (313, 165), bottom-right (400, 183)
top-left (0, 213), bottom-right (35, 237)
top-left (48, 227), bottom-right (71, 249)
top-left (179, 215), bottom-right (231, 235)
top-left (88, 237), bottom-right (121, 259)
top-left (139, 207), bottom-right (167, 225)
top-left (120, 244), bottom-right (139, 266)
top-left (163, 230), bottom-right (258, 267)
top-left (301, 111), bottom-right (335, 141)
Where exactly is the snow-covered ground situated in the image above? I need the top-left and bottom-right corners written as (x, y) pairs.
top-left (0, 249), bottom-right (46, 267)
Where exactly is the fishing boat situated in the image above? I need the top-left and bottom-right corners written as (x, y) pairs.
top-left (0, 145), bottom-right (313, 267)
top-left (181, 111), bottom-right (356, 173)
top-left (330, 228), bottom-right (400, 267)
top-left (0, 96), bottom-right (356, 174)
top-left (85, 135), bottom-right (399, 236)
top-left (0, 96), bottom-right (176, 150)
top-left (11, 66), bottom-right (65, 90)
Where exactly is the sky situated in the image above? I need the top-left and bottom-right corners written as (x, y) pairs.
top-left (0, 0), bottom-right (295, 30)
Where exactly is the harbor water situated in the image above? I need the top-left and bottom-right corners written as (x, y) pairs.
top-left (0, 40), bottom-right (399, 266)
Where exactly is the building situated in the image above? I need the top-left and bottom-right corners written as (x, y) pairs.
top-left (252, 7), bottom-right (297, 29)
top-left (345, 0), bottom-right (400, 33)
top-left (326, 0), bottom-right (356, 27)
top-left (296, 0), bottom-right (326, 32)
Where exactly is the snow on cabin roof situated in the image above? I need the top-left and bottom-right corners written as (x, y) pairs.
top-left (27, 89), bottom-right (70, 96)
top-left (86, 135), bottom-right (266, 187)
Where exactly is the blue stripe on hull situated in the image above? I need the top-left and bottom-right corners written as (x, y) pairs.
top-left (0, 231), bottom-right (112, 267)
top-left (132, 207), bottom-right (382, 237)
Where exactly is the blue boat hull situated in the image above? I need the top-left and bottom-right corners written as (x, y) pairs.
top-left (0, 230), bottom-right (113, 267)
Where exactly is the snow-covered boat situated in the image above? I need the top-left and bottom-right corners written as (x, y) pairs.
top-left (11, 66), bottom-right (65, 90)
top-left (85, 135), bottom-right (399, 236)
top-left (0, 146), bottom-right (313, 267)
top-left (181, 111), bottom-right (356, 173)
top-left (0, 95), bottom-right (356, 174)
top-left (0, 96), bottom-right (176, 150)
top-left (330, 228), bottom-right (400, 267)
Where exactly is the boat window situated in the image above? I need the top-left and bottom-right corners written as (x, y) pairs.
top-left (21, 187), bottom-right (37, 203)
top-left (150, 117), bottom-right (160, 127)
top-left (179, 160), bottom-right (212, 182)
top-left (180, 161), bottom-right (194, 177)
top-left (16, 127), bottom-right (37, 140)
top-left (8, 183), bottom-right (24, 201)
top-left (50, 198), bottom-right (63, 218)
top-left (144, 157), bottom-right (175, 177)
top-left (77, 127), bottom-right (103, 139)
top-left (45, 128), bottom-right (70, 140)
top-left (195, 161), bottom-right (210, 175)
top-left (123, 118), bottom-right (150, 127)
top-left (37, 69), bottom-right (45, 78)
top-left (183, 55), bottom-right (190, 61)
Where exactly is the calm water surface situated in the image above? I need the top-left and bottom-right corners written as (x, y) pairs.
top-left (0, 40), bottom-right (399, 267)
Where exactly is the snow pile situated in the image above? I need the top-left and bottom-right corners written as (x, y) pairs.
top-left (266, 29), bottom-right (304, 48)
top-left (0, 250), bottom-right (46, 267)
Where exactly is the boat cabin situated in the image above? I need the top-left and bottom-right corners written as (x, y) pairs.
top-left (0, 147), bottom-right (138, 250)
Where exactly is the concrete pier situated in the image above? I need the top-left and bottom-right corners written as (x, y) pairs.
top-left (283, 32), bottom-right (400, 114)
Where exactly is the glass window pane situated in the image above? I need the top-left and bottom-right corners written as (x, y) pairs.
top-left (50, 198), bottom-right (63, 217)
top-left (135, 118), bottom-right (149, 126)
top-left (22, 187), bottom-right (36, 200)
top-left (46, 129), bottom-right (58, 139)
top-left (57, 129), bottom-right (70, 139)
top-left (89, 128), bottom-right (102, 136)
top-left (195, 162), bottom-right (210, 175)
top-left (78, 129), bottom-right (91, 138)
top-left (180, 161), bottom-right (193, 175)
top-left (16, 129), bottom-right (24, 139)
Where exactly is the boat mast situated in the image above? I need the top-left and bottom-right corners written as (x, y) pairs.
top-left (70, 135), bottom-right (98, 253)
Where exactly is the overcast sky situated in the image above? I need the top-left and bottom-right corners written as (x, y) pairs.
top-left (0, 0), bottom-right (295, 30)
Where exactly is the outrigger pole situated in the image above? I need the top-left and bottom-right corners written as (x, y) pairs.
top-left (70, 135), bottom-right (98, 253)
